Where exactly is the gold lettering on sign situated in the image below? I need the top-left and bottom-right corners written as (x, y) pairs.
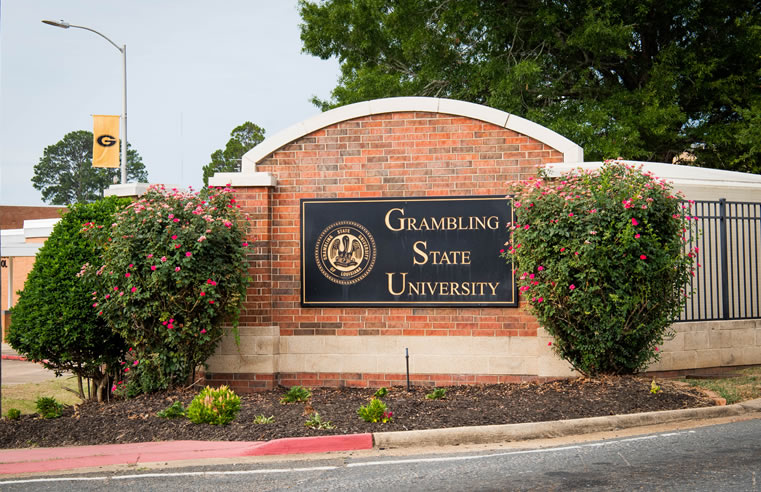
top-left (384, 208), bottom-right (500, 232)
top-left (386, 272), bottom-right (500, 297)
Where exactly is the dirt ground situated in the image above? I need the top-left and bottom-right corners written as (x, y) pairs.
top-left (0, 376), bottom-right (715, 449)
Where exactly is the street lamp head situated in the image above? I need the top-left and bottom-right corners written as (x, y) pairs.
top-left (42, 19), bottom-right (71, 29)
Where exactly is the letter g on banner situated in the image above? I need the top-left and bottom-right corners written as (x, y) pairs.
top-left (92, 114), bottom-right (120, 168)
top-left (96, 135), bottom-right (117, 147)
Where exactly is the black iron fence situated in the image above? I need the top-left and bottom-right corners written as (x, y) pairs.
top-left (680, 199), bottom-right (761, 321)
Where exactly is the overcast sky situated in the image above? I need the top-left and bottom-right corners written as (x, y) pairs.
top-left (0, 0), bottom-right (340, 206)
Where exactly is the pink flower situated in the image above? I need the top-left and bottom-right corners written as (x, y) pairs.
top-left (654, 347), bottom-right (659, 352)
top-left (124, 367), bottom-right (130, 373)
top-left (168, 214), bottom-right (174, 219)
top-left (560, 247), bottom-right (566, 252)
top-left (175, 244), bottom-right (181, 249)
top-left (499, 249), bottom-right (505, 253)
top-left (133, 360), bottom-right (139, 366)
top-left (105, 294), bottom-right (110, 299)
top-left (151, 265), bottom-right (157, 271)
top-left (111, 385), bottom-right (117, 392)
top-left (568, 213), bottom-right (574, 217)
top-left (635, 234), bottom-right (641, 239)
top-left (529, 273), bottom-right (535, 280)
top-left (548, 342), bottom-right (552, 346)
top-left (537, 297), bottom-right (544, 303)
top-left (172, 235), bottom-right (178, 240)
top-left (175, 267), bottom-right (181, 272)
top-left (209, 300), bottom-right (215, 304)
top-left (242, 242), bottom-right (249, 247)
top-left (114, 286), bottom-right (119, 291)
top-left (92, 302), bottom-right (98, 307)
top-left (147, 254), bottom-right (153, 258)
top-left (631, 218), bottom-right (639, 226)
top-left (131, 287), bottom-right (137, 293)
top-left (537, 266), bottom-right (544, 271)
top-left (640, 254), bottom-right (647, 260)
top-left (200, 329), bottom-right (207, 334)
top-left (128, 264), bottom-right (133, 268)
top-left (185, 251), bottom-right (192, 257)
top-left (168, 323), bottom-right (174, 329)
top-left (125, 272), bottom-right (131, 278)
top-left (173, 218), bottom-right (180, 223)
top-left (160, 256), bottom-right (167, 262)
top-left (569, 284), bottom-right (575, 290)
top-left (200, 292), bottom-right (206, 296)
top-left (119, 292), bottom-right (124, 296)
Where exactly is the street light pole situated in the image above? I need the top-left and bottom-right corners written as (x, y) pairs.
top-left (42, 20), bottom-right (128, 184)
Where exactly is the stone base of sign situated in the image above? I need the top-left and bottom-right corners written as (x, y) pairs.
top-left (203, 319), bottom-right (761, 392)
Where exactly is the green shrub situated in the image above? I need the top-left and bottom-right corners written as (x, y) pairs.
top-left (357, 398), bottom-right (393, 423)
top-left (426, 388), bottom-right (447, 400)
top-left (373, 387), bottom-right (388, 399)
top-left (156, 401), bottom-right (186, 419)
top-left (36, 397), bottom-right (63, 419)
top-left (6, 408), bottom-right (21, 420)
top-left (304, 412), bottom-right (335, 430)
top-left (82, 186), bottom-right (251, 393)
top-left (280, 385), bottom-right (312, 404)
top-left (253, 415), bottom-right (275, 424)
top-left (504, 161), bottom-right (695, 375)
top-left (186, 385), bottom-right (241, 425)
top-left (7, 197), bottom-right (131, 401)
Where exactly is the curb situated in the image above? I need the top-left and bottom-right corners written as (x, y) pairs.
top-left (373, 399), bottom-right (761, 449)
top-left (1, 355), bottom-right (27, 362)
top-left (0, 399), bottom-right (759, 476)
top-left (0, 434), bottom-right (374, 475)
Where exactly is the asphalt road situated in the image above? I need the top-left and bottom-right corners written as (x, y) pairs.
top-left (2, 417), bottom-right (759, 491)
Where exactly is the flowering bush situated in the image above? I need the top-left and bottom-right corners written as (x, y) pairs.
top-left (82, 185), bottom-right (251, 394)
top-left (503, 161), bottom-right (696, 375)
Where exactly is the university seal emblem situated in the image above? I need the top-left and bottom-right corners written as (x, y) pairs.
top-left (314, 221), bottom-right (376, 285)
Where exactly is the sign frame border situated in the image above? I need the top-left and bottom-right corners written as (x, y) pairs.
top-left (300, 195), bottom-right (517, 308)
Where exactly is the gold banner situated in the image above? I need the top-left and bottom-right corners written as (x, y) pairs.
top-left (92, 115), bottom-right (120, 168)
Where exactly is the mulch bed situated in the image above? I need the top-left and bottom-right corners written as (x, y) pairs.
top-left (0, 376), bottom-right (715, 449)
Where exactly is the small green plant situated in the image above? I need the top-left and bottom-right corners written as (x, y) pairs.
top-left (280, 385), bottom-right (312, 404)
top-left (6, 408), bottom-right (21, 420)
top-left (156, 401), bottom-right (186, 418)
top-left (186, 385), bottom-right (241, 425)
top-left (304, 412), bottom-right (335, 430)
top-left (35, 396), bottom-right (63, 419)
top-left (253, 414), bottom-right (275, 424)
top-left (650, 379), bottom-right (662, 394)
top-left (373, 387), bottom-right (388, 399)
top-left (357, 398), bottom-right (393, 423)
top-left (426, 388), bottom-right (447, 400)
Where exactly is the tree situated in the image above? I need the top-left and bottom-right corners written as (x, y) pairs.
top-left (299, 0), bottom-right (761, 173)
top-left (7, 197), bottom-right (132, 401)
top-left (32, 130), bottom-right (148, 205)
top-left (202, 122), bottom-right (266, 185)
top-left (503, 162), bottom-right (695, 375)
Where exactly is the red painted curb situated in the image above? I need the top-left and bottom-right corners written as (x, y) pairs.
top-left (0, 434), bottom-right (374, 475)
top-left (1, 355), bottom-right (27, 361)
top-left (245, 433), bottom-right (373, 456)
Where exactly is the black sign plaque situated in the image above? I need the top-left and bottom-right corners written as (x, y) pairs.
top-left (301, 196), bottom-right (516, 307)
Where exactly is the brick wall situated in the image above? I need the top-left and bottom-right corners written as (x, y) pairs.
top-left (206, 110), bottom-right (568, 390)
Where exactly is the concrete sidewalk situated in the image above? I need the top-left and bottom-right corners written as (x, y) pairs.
top-left (1, 398), bottom-right (760, 476)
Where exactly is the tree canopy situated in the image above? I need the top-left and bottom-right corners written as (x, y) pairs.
top-left (32, 130), bottom-right (148, 205)
top-left (202, 122), bottom-right (266, 185)
top-left (299, 0), bottom-right (761, 173)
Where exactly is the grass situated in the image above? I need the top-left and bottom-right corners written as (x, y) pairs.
top-left (679, 366), bottom-right (761, 405)
top-left (2, 375), bottom-right (82, 416)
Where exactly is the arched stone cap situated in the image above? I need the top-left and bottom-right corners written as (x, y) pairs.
top-left (209, 97), bottom-right (584, 187)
